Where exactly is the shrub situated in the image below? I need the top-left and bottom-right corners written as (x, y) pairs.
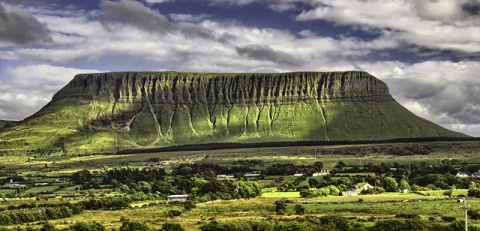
top-left (441, 216), bottom-right (456, 222)
top-left (167, 209), bottom-right (182, 219)
top-left (294, 204), bottom-right (306, 215)
top-left (275, 199), bottom-right (287, 215)
top-left (395, 213), bottom-right (420, 219)
top-left (469, 209), bottom-right (480, 220)
top-left (161, 222), bottom-right (185, 231)
top-left (119, 221), bottom-right (150, 231)
top-left (70, 221), bottom-right (106, 231)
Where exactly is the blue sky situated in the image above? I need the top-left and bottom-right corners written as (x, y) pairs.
top-left (0, 0), bottom-right (479, 136)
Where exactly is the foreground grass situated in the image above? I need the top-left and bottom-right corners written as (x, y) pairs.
top-left (3, 191), bottom-right (479, 231)
top-left (3, 141), bottom-right (480, 174)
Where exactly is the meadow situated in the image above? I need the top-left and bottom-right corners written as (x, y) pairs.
top-left (1, 141), bottom-right (480, 230)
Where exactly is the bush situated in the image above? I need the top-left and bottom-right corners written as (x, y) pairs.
top-left (167, 209), bottom-right (182, 218)
top-left (275, 199), bottom-right (287, 215)
top-left (441, 216), bottom-right (456, 222)
top-left (469, 209), bottom-right (480, 220)
top-left (183, 200), bottom-right (196, 211)
top-left (119, 221), bottom-right (150, 231)
top-left (70, 221), bottom-right (106, 231)
top-left (294, 204), bottom-right (306, 215)
top-left (395, 213), bottom-right (420, 219)
top-left (468, 189), bottom-right (480, 198)
top-left (161, 222), bottom-right (185, 231)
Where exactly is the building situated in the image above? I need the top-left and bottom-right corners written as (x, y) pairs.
top-left (54, 177), bottom-right (71, 183)
top-left (293, 172), bottom-right (304, 177)
top-left (217, 174), bottom-right (234, 178)
top-left (4, 179), bottom-right (31, 188)
top-left (456, 172), bottom-right (470, 178)
top-left (167, 194), bottom-right (189, 201)
top-left (244, 171), bottom-right (261, 177)
top-left (342, 183), bottom-right (374, 196)
top-left (312, 170), bottom-right (330, 176)
top-left (472, 171), bottom-right (480, 178)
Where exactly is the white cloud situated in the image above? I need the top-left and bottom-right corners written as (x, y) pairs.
top-left (296, 0), bottom-right (480, 54)
top-left (169, 13), bottom-right (210, 22)
top-left (6, 64), bottom-right (101, 83)
top-left (416, 0), bottom-right (466, 21)
top-left (0, 65), bottom-right (102, 120)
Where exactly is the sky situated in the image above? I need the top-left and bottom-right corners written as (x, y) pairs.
top-left (0, 0), bottom-right (479, 137)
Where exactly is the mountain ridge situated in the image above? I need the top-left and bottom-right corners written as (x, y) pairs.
top-left (0, 71), bottom-right (468, 156)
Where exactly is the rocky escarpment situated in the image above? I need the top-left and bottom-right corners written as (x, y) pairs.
top-left (0, 71), bottom-right (467, 155)
top-left (52, 71), bottom-right (392, 104)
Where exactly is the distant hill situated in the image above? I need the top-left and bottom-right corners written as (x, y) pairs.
top-left (0, 71), bottom-right (468, 156)
top-left (0, 120), bottom-right (18, 131)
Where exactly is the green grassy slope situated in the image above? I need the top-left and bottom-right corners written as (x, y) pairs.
top-left (0, 71), bottom-right (468, 156)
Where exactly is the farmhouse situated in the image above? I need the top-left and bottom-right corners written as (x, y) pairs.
top-left (456, 172), bottom-right (470, 178)
top-left (342, 183), bottom-right (374, 196)
top-left (3, 179), bottom-right (31, 188)
top-left (293, 172), bottom-right (304, 177)
top-left (312, 170), bottom-right (330, 176)
top-left (167, 194), bottom-right (189, 201)
top-left (54, 177), bottom-right (71, 183)
top-left (217, 174), bottom-right (234, 178)
top-left (244, 171), bottom-right (261, 177)
top-left (472, 171), bottom-right (480, 178)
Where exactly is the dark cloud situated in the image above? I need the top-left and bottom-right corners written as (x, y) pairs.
top-left (236, 44), bottom-right (303, 66)
top-left (100, 0), bottom-right (173, 32)
top-left (385, 77), bottom-right (480, 125)
top-left (100, 0), bottom-right (236, 44)
top-left (0, 2), bottom-right (51, 44)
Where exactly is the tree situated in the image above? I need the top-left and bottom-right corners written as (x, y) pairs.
top-left (119, 221), bottom-right (150, 231)
top-left (275, 199), bottom-right (287, 215)
top-left (410, 184), bottom-right (421, 192)
top-left (308, 178), bottom-right (320, 188)
top-left (335, 161), bottom-right (346, 170)
top-left (469, 209), bottom-right (480, 220)
top-left (399, 178), bottom-right (410, 191)
top-left (294, 204), bottom-right (306, 215)
top-left (162, 222), bottom-right (185, 231)
top-left (167, 209), bottom-right (182, 219)
top-left (382, 177), bottom-right (398, 192)
top-left (40, 222), bottom-right (57, 231)
top-left (443, 189), bottom-right (453, 198)
top-left (70, 221), bottom-right (106, 231)
top-left (184, 200), bottom-right (196, 211)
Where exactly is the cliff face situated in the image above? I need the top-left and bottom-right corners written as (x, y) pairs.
top-left (52, 71), bottom-right (391, 104)
top-left (0, 71), bottom-right (467, 155)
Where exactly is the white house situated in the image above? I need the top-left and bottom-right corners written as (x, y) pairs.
top-left (4, 179), bottom-right (31, 188)
top-left (244, 171), bottom-right (261, 177)
top-left (313, 170), bottom-right (330, 176)
top-left (167, 194), bottom-right (188, 201)
top-left (342, 183), bottom-right (374, 196)
top-left (217, 174), bottom-right (234, 178)
top-left (293, 172), bottom-right (304, 177)
top-left (456, 172), bottom-right (470, 178)
top-left (472, 171), bottom-right (480, 178)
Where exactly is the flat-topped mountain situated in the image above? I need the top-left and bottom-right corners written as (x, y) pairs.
top-left (0, 71), bottom-right (467, 156)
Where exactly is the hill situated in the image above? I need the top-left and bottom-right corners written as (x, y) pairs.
top-left (0, 71), bottom-right (467, 156)
top-left (0, 120), bottom-right (19, 131)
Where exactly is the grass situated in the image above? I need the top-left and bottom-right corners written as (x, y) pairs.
top-left (1, 190), bottom-right (479, 231)
top-left (20, 185), bottom-right (59, 195)
top-left (261, 192), bottom-right (301, 198)
top-left (1, 140), bottom-right (479, 175)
